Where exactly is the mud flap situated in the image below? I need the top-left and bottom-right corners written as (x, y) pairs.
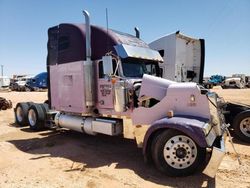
top-left (203, 134), bottom-right (226, 178)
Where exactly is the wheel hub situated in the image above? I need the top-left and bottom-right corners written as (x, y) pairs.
top-left (16, 106), bottom-right (23, 122)
top-left (28, 109), bottom-right (37, 127)
top-left (163, 135), bottom-right (197, 169)
top-left (240, 117), bottom-right (250, 137)
top-left (176, 148), bottom-right (187, 159)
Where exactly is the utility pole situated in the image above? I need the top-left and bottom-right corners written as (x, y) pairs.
top-left (1, 65), bottom-right (3, 77)
top-left (0, 65), bottom-right (3, 88)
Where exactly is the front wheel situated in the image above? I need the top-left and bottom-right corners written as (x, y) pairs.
top-left (151, 129), bottom-right (206, 177)
top-left (232, 111), bottom-right (250, 143)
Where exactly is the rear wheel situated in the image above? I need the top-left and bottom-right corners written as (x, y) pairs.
top-left (25, 87), bottom-right (31, 92)
top-left (28, 104), bottom-right (47, 131)
top-left (151, 129), bottom-right (206, 176)
top-left (233, 111), bottom-right (250, 143)
top-left (15, 102), bottom-right (32, 126)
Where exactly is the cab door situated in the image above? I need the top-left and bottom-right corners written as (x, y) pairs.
top-left (97, 79), bottom-right (113, 109)
top-left (97, 60), bottom-right (116, 109)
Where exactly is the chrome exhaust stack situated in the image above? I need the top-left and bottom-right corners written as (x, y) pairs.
top-left (83, 10), bottom-right (95, 111)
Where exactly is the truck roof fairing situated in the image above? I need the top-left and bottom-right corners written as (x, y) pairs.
top-left (47, 23), bottom-right (161, 65)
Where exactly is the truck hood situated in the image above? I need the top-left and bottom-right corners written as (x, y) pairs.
top-left (139, 74), bottom-right (175, 101)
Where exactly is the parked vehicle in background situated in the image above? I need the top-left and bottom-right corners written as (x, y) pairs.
top-left (246, 76), bottom-right (250, 88)
top-left (0, 76), bottom-right (10, 88)
top-left (223, 101), bottom-right (250, 143)
top-left (10, 75), bottom-right (34, 91)
top-left (149, 31), bottom-right (205, 84)
top-left (203, 75), bottom-right (226, 89)
top-left (222, 74), bottom-right (246, 89)
top-left (25, 72), bottom-right (47, 91)
top-left (14, 11), bottom-right (226, 178)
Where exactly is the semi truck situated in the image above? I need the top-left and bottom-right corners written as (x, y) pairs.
top-left (14, 10), bottom-right (226, 177)
top-left (149, 31), bottom-right (205, 84)
top-left (25, 72), bottom-right (48, 91)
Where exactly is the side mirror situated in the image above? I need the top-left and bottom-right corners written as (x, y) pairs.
top-left (102, 56), bottom-right (113, 76)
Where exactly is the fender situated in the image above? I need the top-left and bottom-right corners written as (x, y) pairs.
top-left (143, 115), bottom-right (209, 159)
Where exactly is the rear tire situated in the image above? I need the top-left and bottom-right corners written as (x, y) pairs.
top-left (232, 111), bottom-right (250, 143)
top-left (151, 129), bottom-right (206, 176)
top-left (15, 102), bottom-right (32, 126)
top-left (28, 104), bottom-right (47, 131)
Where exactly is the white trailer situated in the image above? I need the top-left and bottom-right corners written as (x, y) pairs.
top-left (149, 31), bottom-right (205, 84)
top-left (0, 76), bottom-right (10, 88)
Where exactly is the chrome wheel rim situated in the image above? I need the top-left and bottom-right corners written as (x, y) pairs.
top-left (163, 135), bottom-right (197, 169)
top-left (240, 117), bottom-right (250, 137)
top-left (16, 106), bottom-right (23, 122)
top-left (28, 109), bottom-right (37, 126)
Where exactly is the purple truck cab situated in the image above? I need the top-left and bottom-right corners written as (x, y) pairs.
top-left (15, 11), bottom-right (226, 178)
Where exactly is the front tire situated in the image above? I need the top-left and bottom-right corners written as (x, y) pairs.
top-left (151, 129), bottom-right (206, 177)
top-left (232, 111), bottom-right (250, 143)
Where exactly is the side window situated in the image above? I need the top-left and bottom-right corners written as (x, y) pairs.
top-left (58, 36), bottom-right (70, 52)
top-left (99, 61), bottom-right (104, 78)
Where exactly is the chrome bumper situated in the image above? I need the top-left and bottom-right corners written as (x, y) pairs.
top-left (203, 133), bottom-right (226, 178)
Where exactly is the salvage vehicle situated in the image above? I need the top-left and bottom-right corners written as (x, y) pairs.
top-left (203, 75), bottom-right (226, 89)
top-left (222, 74), bottom-right (246, 89)
top-left (14, 10), bottom-right (226, 177)
top-left (10, 75), bottom-right (34, 91)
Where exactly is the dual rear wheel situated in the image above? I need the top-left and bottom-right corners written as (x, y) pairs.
top-left (15, 102), bottom-right (48, 131)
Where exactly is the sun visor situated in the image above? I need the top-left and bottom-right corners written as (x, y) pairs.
top-left (114, 44), bottom-right (163, 62)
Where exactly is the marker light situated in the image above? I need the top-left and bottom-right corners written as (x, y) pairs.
top-left (190, 94), bottom-right (195, 102)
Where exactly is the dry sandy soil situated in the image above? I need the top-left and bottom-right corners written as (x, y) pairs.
top-left (0, 89), bottom-right (249, 188)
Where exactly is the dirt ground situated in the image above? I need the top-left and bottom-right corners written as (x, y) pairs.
top-left (0, 89), bottom-right (250, 188)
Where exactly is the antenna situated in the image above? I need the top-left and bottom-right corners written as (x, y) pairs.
top-left (0, 65), bottom-right (3, 87)
top-left (106, 8), bottom-right (109, 32)
top-left (106, 8), bottom-right (110, 51)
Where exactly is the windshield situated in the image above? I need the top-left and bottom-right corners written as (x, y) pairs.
top-left (121, 59), bottom-right (159, 78)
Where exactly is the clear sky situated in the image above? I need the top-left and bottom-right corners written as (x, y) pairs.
top-left (0, 0), bottom-right (249, 77)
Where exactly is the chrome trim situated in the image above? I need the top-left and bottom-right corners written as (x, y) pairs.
top-left (203, 133), bottom-right (226, 178)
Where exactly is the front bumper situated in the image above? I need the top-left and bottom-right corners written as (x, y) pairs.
top-left (203, 133), bottom-right (226, 178)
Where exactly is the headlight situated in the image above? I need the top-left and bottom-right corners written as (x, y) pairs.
top-left (202, 123), bottom-right (212, 136)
